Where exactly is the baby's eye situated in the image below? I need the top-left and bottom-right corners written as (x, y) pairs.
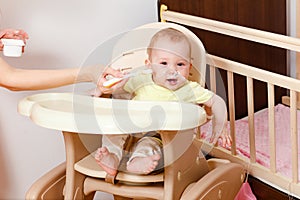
top-left (160, 61), bottom-right (168, 65)
top-left (177, 62), bottom-right (186, 67)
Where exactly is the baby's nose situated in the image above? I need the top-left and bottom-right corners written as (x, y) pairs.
top-left (167, 70), bottom-right (179, 77)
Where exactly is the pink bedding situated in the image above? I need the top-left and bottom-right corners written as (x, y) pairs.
top-left (201, 104), bottom-right (300, 178)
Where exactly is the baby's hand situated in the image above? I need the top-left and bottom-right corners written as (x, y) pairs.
top-left (209, 127), bottom-right (231, 148)
top-left (218, 128), bottom-right (232, 148)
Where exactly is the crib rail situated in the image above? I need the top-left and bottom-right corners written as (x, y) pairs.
top-left (207, 55), bottom-right (300, 193)
top-left (160, 5), bottom-right (300, 198)
top-left (161, 6), bottom-right (300, 52)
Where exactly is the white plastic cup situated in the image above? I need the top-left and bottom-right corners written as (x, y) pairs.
top-left (1, 39), bottom-right (25, 57)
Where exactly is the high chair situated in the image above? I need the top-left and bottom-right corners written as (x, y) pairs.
top-left (18, 22), bottom-right (244, 200)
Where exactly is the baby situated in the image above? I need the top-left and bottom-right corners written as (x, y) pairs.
top-left (95, 27), bottom-right (231, 176)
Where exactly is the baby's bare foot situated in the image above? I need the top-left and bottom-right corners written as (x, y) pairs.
top-left (127, 154), bottom-right (161, 174)
top-left (94, 147), bottom-right (119, 176)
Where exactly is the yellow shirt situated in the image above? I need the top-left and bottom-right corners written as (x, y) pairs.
top-left (124, 74), bottom-right (213, 104)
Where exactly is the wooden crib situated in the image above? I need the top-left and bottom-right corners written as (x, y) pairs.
top-left (159, 3), bottom-right (300, 199)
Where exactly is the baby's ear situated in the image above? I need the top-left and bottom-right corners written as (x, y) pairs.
top-left (145, 59), bottom-right (151, 67)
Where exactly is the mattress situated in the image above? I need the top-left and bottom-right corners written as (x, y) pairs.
top-left (201, 104), bottom-right (300, 178)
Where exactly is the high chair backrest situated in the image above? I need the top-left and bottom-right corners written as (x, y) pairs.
top-left (109, 22), bottom-right (207, 87)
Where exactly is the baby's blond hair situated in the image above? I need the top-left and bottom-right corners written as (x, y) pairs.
top-left (147, 28), bottom-right (191, 59)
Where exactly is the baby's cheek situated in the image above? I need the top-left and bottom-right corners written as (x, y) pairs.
top-left (179, 72), bottom-right (189, 79)
top-left (152, 73), bottom-right (164, 84)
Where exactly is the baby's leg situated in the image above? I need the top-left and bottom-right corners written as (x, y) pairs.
top-left (95, 134), bottom-right (128, 176)
top-left (127, 136), bottom-right (163, 174)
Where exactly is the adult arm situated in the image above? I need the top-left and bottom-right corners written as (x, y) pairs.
top-left (0, 58), bottom-right (105, 91)
top-left (0, 57), bottom-right (77, 91)
top-left (0, 28), bottom-right (118, 91)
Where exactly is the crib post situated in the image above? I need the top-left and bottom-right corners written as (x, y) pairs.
top-left (297, 0), bottom-right (300, 105)
top-left (290, 91), bottom-right (299, 183)
top-left (160, 4), bottom-right (168, 22)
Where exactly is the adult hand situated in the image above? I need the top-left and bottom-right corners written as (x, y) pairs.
top-left (0, 29), bottom-right (29, 51)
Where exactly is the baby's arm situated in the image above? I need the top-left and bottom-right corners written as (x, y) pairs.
top-left (203, 94), bottom-right (231, 147)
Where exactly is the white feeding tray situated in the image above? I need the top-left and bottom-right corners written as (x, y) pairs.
top-left (1, 39), bottom-right (25, 57)
top-left (18, 93), bottom-right (206, 134)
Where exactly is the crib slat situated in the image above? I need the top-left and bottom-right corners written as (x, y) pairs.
top-left (267, 83), bottom-right (276, 173)
top-left (209, 66), bottom-right (216, 93)
top-left (227, 71), bottom-right (237, 155)
top-left (290, 90), bottom-right (299, 183)
top-left (247, 77), bottom-right (256, 163)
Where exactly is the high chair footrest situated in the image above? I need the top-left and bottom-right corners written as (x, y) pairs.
top-left (84, 177), bottom-right (164, 199)
top-left (74, 153), bottom-right (164, 183)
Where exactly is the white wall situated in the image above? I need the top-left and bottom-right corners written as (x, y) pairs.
top-left (0, 0), bottom-right (157, 199)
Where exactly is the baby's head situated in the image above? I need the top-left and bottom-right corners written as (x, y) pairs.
top-left (146, 28), bottom-right (192, 91)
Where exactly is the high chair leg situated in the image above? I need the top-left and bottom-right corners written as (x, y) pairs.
top-left (160, 129), bottom-right (210, 200)
top-left (25, 162), bottom-right (66, 200)
top-left (63, 131), bottom-right (99, 200)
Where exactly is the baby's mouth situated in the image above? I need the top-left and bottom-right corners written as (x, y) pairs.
top-left (166, 71), bottom-right (180, 85)
top-left (166, 77), bottom-right (178, 85)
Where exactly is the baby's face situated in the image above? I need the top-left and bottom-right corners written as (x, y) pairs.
top-left (147, 45), bottom-right (191, 91)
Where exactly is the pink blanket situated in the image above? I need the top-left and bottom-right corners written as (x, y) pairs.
top-left (201, 104), bottom-right (300, 178)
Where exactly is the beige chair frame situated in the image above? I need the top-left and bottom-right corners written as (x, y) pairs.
top-left (20, 22), bottom-right (245, 200)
